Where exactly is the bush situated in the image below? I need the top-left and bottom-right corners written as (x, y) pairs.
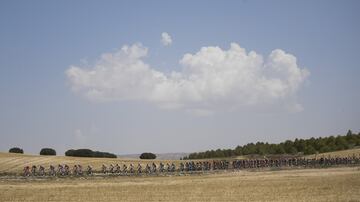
top-left (65, 149), bottom-right (75, 157)
top-left (139, 152), bottom-right (156, 159)
top-left (65, 149), bottom-right (117, 158)
top-left (66, 149), bottom-right (93, 157)
top-left (289, 147), bottom-right (298, 154)
top-left (304, 145), bottom-right (316, 155)
top-left (40, 148), bottom-right (56, 155)
top-left (93, 151), bottom-right (117, 158)
top-left (319, 146), bottom-right (331, 153)
top-left (9, 147), bottom-right (23, 154)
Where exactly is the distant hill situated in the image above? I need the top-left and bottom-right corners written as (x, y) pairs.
top-left (118, 153), bottom-right (189, 160)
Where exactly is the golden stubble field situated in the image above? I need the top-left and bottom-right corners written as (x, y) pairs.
top-left (1, 148), bottom-right (359, 175)
top-left (0, 152), bottom-right (181, 175)
top-left (1, 149), bottom-right (360, 202)
top-left (0, 167), bottom-right (360, 202)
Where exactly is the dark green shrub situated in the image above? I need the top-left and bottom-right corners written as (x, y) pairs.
top-left (40, 148), bottom-right (56, 155)
top-left (9, 147), bottom-right (23, 154)
top-left (139, 152), bottom-right (156, 159)
top-left (304, 145), bottom-right (316, 155)
top-left (65, 149), bottom-right (116, 158)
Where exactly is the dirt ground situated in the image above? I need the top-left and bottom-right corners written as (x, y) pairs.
top-left (0, 167), bottom-right (359, 202)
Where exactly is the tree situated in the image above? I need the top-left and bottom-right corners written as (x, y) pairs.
top-left (289, 146), bottom-right (298, 154)
top-left (256, 146), bottom-right (266, 155)
top-left (304, 145), bottom-right (316, 155)
top-left (346, 129), bottom-right (353, 136)
top-left (65, 149), bottom-right (117, 158)
top-left (223, 149), bottom-right (234, 157)
top-left (335, 136), bottom-right (349, 150)
top-left (313, 138), bottom-right (326, 151)
top-left (284, 140), bottom-right (294, 153)
top-left (345, 130), bottom-right (357, 147)
top-left (65, 149), bottom-right (75, 156)
top-left (184, 130), bottom-right (358, 159)
top-left (215, 149), bottom-right (225, 158)
top-left (242, 143), bottom-right (256, 155)
top-left (40, 148), bottom-right (56, 155)
top-left (92, 151), bottom-right (117, 158)
top-left (294, 139), bottom-right (306, 153)
top-left (139, 152), bottom-right (156, 159)
top-left (234, 146), bottom-right (243, 156)
top-left (326, 136), bottom-right (336, 151)
top-left (274, 144), bottom-right (285, 154)
top-left (204, 150), bottom-right (213, 158)
top-left (319, 145), bottom-right (331, 153)
top-left (307, 137), bottom-right (316, 149)
top-left (9, 147), bottom-right (23, 154)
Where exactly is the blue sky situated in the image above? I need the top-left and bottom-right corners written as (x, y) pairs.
top-left (0, 0), bottom-right (359, 155)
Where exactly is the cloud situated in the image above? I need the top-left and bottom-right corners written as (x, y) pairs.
top-left (66, 43), bottom-right (309, 113)
top-left (161, 32), bottom-right (172, 46)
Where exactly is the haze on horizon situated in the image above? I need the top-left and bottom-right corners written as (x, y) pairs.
top-left (0, 0), bottom-right (359, 155)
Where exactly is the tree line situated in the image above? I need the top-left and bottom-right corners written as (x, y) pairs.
top-left (65, 149), bottom-right (117, 158)
top-left (183, 130), bottom-right (360, 160)
top-left (8, 147), bottom-right (117, 158)
top-left (8, 146), bottom-right (157, 159)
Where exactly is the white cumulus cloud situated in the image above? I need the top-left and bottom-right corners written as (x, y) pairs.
top-left (66, 43), bottom-right (309, 113)
top-left (161, 32), bottom-right (172, 46)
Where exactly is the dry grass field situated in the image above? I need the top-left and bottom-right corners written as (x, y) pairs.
top-left (0, 152), bottom-right (181, 175)
top-left (0, 149), bottom-right (360, 201)
top-left (0, 148), bottom-right (359, 175)
top-left (306, 148), bottom-right (360, 159)
top-left (0, 167), bottom-right (359, 202)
